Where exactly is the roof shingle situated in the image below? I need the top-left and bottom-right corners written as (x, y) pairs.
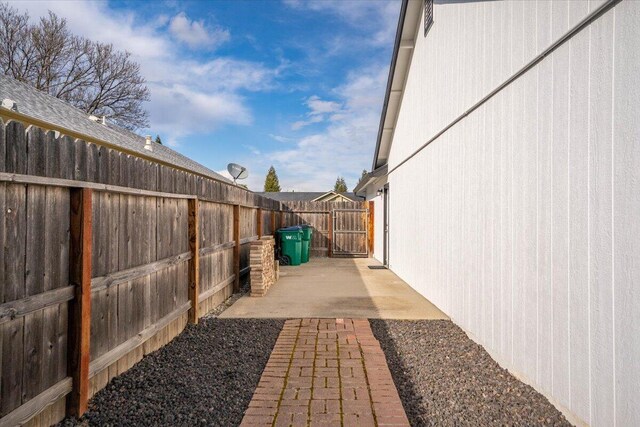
top-left (0, 74), bottom-right (231, 183)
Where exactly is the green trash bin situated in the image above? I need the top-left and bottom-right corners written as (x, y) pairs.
top-left (300, 225), bottom-right (313, 263)
top-left (277, 226), bottom-right (303, 266)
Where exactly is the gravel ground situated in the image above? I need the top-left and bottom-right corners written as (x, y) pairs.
top-left (60, 316), bottom-right (283, 427)
top-left (370, 320), bottom-right (572, 427)
top-left (203, 290), bottom-right (247, 319)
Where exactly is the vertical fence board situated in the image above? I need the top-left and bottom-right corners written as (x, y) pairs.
top-left (73, 140), bottom-right (87, 182)
top-left (106, 194), bottom-right (119, 360)
top-left (58, 136), bottom-right (75, 181)
top-left (188, 199), bottom-right (199, 323)
top-left (327, 211), bottom-right (333, 258)
top-left (44, 187), bottom-right (69, 392)
top-left (0, 118), bottom-right (5, 172)
top-left (91, 193), bottom-right (106, 362)
top-left (44, 131), bottom-right (59, 179)
top-left (1, 183), bottom-right (27, 416)
top-left (86, 144), bottom-right (97, 183)
top-left (23, 182), bottom-right (46, 404)
top-left (130, 196), bottom-right (145, 344)
top-left (27, 127), bottom-right (46, 177)
top-left (5, 121), bottom-right (26, 174)
top-left (233, 205), bottom-right (240, 292)
top-left (173, 199), bottom-right (183, 309)
top-left (40, 186), bottom-right (69, 391)
top-left (96, 146), bottom-right (107, 184)
top-left (198, 202), bottom-right (210, 295)
top-left (0, 183), bottom-right (4, 407)
top-left (144, 196), bottom-right (157, 329)
top-left (1, 317), bottom-right (24, 416)
top-left (117, 195), bottom-right (133, 348)
top-left (22, 131), bottom-right (48, 404)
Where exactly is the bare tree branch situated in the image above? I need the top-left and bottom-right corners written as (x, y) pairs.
top-left (0, 3), bottom-right (150, 130)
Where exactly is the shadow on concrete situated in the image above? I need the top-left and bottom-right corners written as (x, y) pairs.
top-left (219, 257), bottom-right (448, 319)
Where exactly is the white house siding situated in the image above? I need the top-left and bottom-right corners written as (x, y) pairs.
top-left (383, 0), bottom-right (639, 425)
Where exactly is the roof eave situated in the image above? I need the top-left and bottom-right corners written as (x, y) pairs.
top-left (372, 0), bottom-right (409, 171)
top-left (353, 164), bottom-right (388, 195)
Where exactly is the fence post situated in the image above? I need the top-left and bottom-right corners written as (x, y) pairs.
top-left (68, 187), bottom-right (92, 417)
top-left (233, 204), bottom-right (240, 292)
top-left (279, 210), bottom-right (284, 229)
top-left (327, 210), bottom-right (333, 258)
top-left (368, 201), bottom-right (374, 257)
top-left (256, 207), bottom-right (262, 238)
top-left (187, 198), bottom-right (199, 323)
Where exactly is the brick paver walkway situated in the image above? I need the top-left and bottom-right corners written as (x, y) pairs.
top-left (240, 318), bottom-right (410, 427)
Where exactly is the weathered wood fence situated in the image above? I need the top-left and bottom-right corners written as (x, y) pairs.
top-left (0, 116), bottom-right (372, 426)
top-left (279, 201), bottom-right (373, 257)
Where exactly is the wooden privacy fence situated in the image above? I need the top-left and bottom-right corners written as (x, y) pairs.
top-left (0, 116), bottom-right (373, 426)
top-left (279, 201), bottom-right (373, 257)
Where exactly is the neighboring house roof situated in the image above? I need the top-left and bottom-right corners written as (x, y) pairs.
top-left (256, 191), bottom-right (361, 202)
top-left (311, 191), bottom-right (360, 202)
top-left (372, 0), bottom-right (420, 170)
top-left (0, 74), bottom-right (231, 184)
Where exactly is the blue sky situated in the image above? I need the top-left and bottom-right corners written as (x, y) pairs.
top-left (16, 0), bottom-right (400, 191)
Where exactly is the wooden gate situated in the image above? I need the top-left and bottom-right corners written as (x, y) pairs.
top-left (331, 208), bottom-right (369, 257)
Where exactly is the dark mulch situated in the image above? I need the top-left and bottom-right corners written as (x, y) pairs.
top-left (370, 319), bottom-right (572, 427)
top-left (59, 318), bottom-right (284, 427)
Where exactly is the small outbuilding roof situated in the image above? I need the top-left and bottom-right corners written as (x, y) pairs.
top-left (0, 74), bottom-right (231, 183)
top-left (256, 191), bottom-right (361, 202)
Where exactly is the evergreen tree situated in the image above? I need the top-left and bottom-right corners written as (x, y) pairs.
top-left (155, 135), bottom-right (162, 145)
top-left (264, 166), bottom-right (281, 192)
top-left (334, 176), bottom-right (347, 193)
top-left (357, 169), bottom-right (368, 184)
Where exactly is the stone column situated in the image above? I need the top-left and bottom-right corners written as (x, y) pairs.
top-left (250, 236), bottom-right (276, 297)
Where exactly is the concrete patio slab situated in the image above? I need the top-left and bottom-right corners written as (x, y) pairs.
top-left (219, 258), bottom-right (448, 319)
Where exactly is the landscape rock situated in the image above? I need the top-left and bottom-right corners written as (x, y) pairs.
top-left (370, 319), bottom-right (572, 427)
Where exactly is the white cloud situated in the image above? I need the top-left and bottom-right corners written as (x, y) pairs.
top-left (14, 1), bottom-right (277, 144)
top-left (147, 84), bottom-right (251, 145)
top-left (169, 12), bottom-right (230, 49)
top-left (233, 64), bottom-right (388, 192)
top-left (290, 95), bottom-right (343, 130)
top-left (306, 95), bottom-right (342, 115)
top-left (188, 58), bottom-right (278, 92)
top-left (291, 115), bottom-right (323, 131)
top-left (269, 134), bottom-right (294, 143)
top-left (244, 145), bottom-right (262, 156)
top-left (283, 0), bottom-right (400, 48)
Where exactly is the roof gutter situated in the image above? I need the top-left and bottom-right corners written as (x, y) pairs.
top-left (371, 0), bottom-right (409, 171)
top-left (353, 164), bottom-right (389, 197)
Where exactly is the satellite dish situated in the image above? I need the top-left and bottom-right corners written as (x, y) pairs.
top-left (227, 163), bottom-right (248, 184)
